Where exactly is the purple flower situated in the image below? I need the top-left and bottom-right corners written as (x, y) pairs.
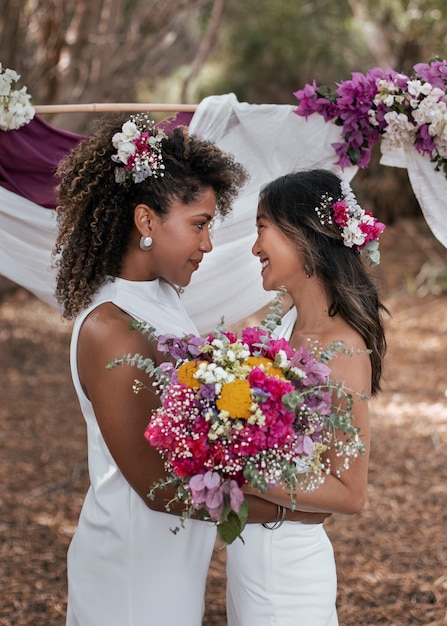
top-left (159, 361), bottom-right (175, 378)
top-left (414, 60), bottom-right (447, 89)
top-left (222, 480), bottom-right (244, 513)
top-left (197, 383), bottom-right (217, 402)
top-left (295, 434), bottom-right (315, 456)
top-left (157, 334), bottom-right (188, 359)
top-left (289, 347), bottom-right (331, 386)
top-left (189, 471), bottom-right (224, 521)
top-left (186, 336), bottom-right (207, 357)
top-left (415, 124), bottom-right (437, 157)
top-left (293, 81), bottom-right (321, 118)
top-left (157, 334), bottom-right (206, 361)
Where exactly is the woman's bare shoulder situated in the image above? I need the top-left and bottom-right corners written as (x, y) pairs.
top-left (79, 302), bottom-right (156, 361)
top-left (321, 321), bottom-right (371, 394)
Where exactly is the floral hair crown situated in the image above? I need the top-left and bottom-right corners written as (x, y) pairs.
top-left (111, 113), bottom-right (167, 184)
top-left (315, 180), bottom-right (386, 266)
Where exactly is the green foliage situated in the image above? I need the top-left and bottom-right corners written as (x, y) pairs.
top-left (194, 0), bottom-right (362, 103)
top-left (190, 0), bottom-right (447, 106)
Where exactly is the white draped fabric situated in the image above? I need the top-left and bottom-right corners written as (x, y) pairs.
top-left (0, 93), bottom-right (356, 331)
top-left (380, 144), bottom-right (447, 249)
top-left (0, 185), bottom-right (59, 308)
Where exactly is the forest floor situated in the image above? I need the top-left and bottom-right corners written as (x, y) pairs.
top-left (0, 216), bottom-right (446, 626)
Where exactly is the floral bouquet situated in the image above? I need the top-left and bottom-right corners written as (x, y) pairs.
top-left (294, 58), bottom-right (447, 176)
top-left (0, 64), bottom-right (35, 132)
top-left (111, 313), bottom-right (365, 545)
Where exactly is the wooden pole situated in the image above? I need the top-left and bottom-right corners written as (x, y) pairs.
top-left (33, 103), bottom-right (198, 114)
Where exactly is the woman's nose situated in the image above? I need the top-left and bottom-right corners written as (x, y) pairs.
top-left (252, 238), bottom-right (260, 257)
top-left (200, 229), bottom-right (213, 253)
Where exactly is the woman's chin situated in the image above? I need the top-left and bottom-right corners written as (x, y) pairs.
top-left (262, 277), bottom-right (278, 292)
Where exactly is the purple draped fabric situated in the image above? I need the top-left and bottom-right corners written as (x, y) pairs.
top-left (0, 116), bottom-right (84, 209)
top-left (0, 111), bottom-right (193, 210)
top-left (159, 111), bottom-right (194, 134)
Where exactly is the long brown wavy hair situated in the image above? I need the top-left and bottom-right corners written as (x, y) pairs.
top-left (258, 169), bottom-right (388, 395)
top-left (53, 114), bottom-right (248, 319)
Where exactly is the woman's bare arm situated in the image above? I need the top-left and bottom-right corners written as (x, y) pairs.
top-left (244, 349), bottom-right (371, 515)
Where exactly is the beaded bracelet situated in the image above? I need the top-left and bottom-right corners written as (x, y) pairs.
top-left (262, 504), bottom-right (287, 530)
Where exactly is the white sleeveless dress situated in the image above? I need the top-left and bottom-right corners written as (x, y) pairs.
top-left (66, 277), bottom-right (216, 626)
top-left (226, 307), bottom-right (338, 626)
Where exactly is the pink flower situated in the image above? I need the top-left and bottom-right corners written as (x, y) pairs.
top-left (189, 471), bottom-right (224, 521)
top-left (222, 480), bottom-right (244, 513)
top-left (157, 333), bottom-right (206, 360)
top-left (222, 330), bottom-right (238, 343)
top-left (359, 216), bottom-right (386, 244)
top-left (263, 337), bottom-right (295, 360)
top-left (241, 326), bottom-right (269, 350)
top-left (332, 200), bottom-right (349, 227)
top-left (293, 81), bottom-right (322, 119)
top-left (295, 434), bottom-right (315, 456)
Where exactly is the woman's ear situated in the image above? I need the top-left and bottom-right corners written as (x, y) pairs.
top-left (134, 203), bottom-right (157, 237)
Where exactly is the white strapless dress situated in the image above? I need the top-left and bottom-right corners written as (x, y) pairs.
top-left (226, 307), bottom-right (338, 626)
top-left (66, 277), bottom-right (216, 626)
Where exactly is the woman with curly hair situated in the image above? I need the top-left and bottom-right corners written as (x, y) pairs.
top-left (54, 116), bottom-right (327, 626)
top-left (53, 113), bottom-right (250, 626)
top-left (226, 169), bottom-right (388, 626)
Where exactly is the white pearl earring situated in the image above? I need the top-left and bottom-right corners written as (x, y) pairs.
top-left (140, 236), bottom-right (154, 251)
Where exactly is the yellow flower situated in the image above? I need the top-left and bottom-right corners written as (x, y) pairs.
top-left (216, 379), bottom-right (252, 419)
top-left (177, 360), bottom-right (207, 388)
top-left (243, 355), bottom-right (286, 379)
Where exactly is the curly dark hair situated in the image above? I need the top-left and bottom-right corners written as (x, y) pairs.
top-left (258, 169), bottom-right (388, 395)
top-left (53, 113), bottom-right (248, 319)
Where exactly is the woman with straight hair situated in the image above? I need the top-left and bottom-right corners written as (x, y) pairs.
top-left (226, 169), bottom-right (388, 626)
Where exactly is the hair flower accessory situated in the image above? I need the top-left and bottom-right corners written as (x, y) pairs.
top-left (317, 180), bottom-right (386, 266)
top-left (111, 113), bottom-right (166, 183)
top-left (0, 64), bottom-right (35, 132)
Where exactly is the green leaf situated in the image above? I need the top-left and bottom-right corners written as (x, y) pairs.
top-left (238, 498), bottom-right (249, 527)
top-left (216, 499), bottom-right (249, 545)
top-left (347, 146), bottom-right (361, 165)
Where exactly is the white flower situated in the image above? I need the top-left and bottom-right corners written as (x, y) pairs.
top-left (0, 64), bottom-right (34, 131)
top-left (340, 181), bottom-right (363, 218)
top-left (407, 79), bottom-right (433, 99)
top-left (211, 339), bottom-right (225, 351)
top-left (0, 65), bottom-right (20, 95)
top-left (275, 350), bottom-right (289, 368)
top-left (236, 346), bottom-right (250, 360)
top-left (196, 362), bottom-right (232, 384)
top-left (111, 139), bottom-right (136, 165)
top-left (111, 122), bottom-right (141, 165)
top-left (225, 349), bottom-right (236, 363)
top-left (381, 111), bottom-right (415, 149)
top-left (342, 219), bottom-right (365, 247)
top-left (289, 366), bottom-right (307, 380)
top-left (211, 349), bottom-right (224, 363)
top-left (374, 78), bottom-right (400, 107)
top-left (360, 213), bottom-right (375, 227)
